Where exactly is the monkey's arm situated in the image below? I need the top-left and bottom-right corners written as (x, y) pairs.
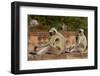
top-left (38, 42), bottom-right (50, 48)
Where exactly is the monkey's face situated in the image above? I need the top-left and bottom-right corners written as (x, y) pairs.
top-left (78, 31), bottom-right (83, 36)
top-left (49, 28), bottom-right (57, 36)
top-left (49, 31), bottom-right (56, 36)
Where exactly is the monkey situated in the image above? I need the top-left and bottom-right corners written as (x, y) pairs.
top-left (36, 27), bottom-right (67, 55)
top-left (70, 29), bottom-right (87, 53)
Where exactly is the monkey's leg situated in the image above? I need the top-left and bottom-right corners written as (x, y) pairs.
top-left (37, 46), bottom-right (50, 55)
top-left (70, 48), bottom-right (75, 53)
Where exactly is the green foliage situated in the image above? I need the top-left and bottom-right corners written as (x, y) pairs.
top-left (28, 15), bottom-right (88, 37)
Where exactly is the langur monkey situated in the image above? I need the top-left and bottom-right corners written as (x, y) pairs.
top-left (70, 29), bottom-right (87, 53)
top-left (36, 27), bottom-right (67, 55)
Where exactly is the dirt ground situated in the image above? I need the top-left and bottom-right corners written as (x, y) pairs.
top-left (28, 51), bottom-right (88, 61)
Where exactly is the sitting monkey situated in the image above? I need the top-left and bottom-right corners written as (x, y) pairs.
top-left (36, 27), bottom-right (67, 55)
top-left (70, 29), bottom-right (87, 53)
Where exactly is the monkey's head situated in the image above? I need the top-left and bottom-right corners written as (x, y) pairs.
top-left (78, 29), bottom-right (84, 36)
top-left (49, 28), bottom-right (57, 36)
